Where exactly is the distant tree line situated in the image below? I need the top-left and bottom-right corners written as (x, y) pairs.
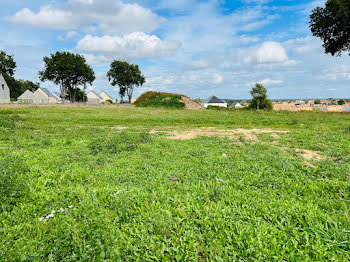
top-left (1, 50), bottom-right (146, 104)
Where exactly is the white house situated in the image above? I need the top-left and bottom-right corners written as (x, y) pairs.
top-left (17, 88), bottom-right (60, 104)
top-left (33, 88), bottom-right (60, 104)
top-left (99, 90), bottom-right (115, 103)
top-left (17, 90), bottom-right (35, 103)
top-left (87, 91), bottom-right (103, 104)
top-left (0, 73), bottom-right (10, 103)
top-left (230, 102), bottom-right (243, 109)
top-left (202, 96), bottom-right (227, 108)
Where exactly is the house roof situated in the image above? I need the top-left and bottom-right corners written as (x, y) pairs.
top-left (99, 90), bottom-right (113, 99)
top-left (52, 92), bottom-right (62, 100)
top-left (39, 88), bottom-right (56, 98)
top-left (204, 96), bottom-right (225, 104)
top-left (230, 102), bottom-right (241, 108)
top-left (18, 90), bottom-right (35, 99)
top-left (88, 91), bottom-right (103, 99)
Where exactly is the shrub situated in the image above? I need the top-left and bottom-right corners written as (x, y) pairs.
top-left (135, 91), bottom-right (185, 109)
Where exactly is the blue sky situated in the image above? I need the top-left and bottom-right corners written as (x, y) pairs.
top-left (0, 0), bottom-right (349, 99)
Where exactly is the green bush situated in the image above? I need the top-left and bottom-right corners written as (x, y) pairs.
top-left (135, 92), bottom-right (185, 109)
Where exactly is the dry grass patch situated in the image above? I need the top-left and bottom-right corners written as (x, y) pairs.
top-left (150, 127), bottom-right (289, 141)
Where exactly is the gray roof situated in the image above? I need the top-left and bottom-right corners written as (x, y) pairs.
top-left (204, 96), bottom-right (225, 104)
top-left (40, 88), bottom-right (55, 98)
top-left (230, 102), bottom-right (241, 108)
top-left (52, 92), bottom-right (62, 100)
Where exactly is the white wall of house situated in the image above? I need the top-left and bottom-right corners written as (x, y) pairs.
top-left (203, 102), bottom-right (227, 108)
top-left (18, 90), bottom-right (35, 103)
top-left (0, 73), bottom-right (10, 103)
top-left (87, 92), bottom-right (102, 104)
top-left (33, 90), bottom-right (49, 104)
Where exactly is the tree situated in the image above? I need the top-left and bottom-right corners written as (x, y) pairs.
top-left (310, 0), bottom-right (350, 56)
top-left (107, 60), bottom-right (145, 103)
top-left (66, 87), bottom-right (87, 102)
top-left (0, 51), bottom-right (16, 76)
top-left (338, 99), bottom-right (346, 105)
top-left (248, 83), bottom-right (273, 110)
top-left (39, 52), bottom-right (95, 103)
top-left (315, 99), bottom-right (321, 104)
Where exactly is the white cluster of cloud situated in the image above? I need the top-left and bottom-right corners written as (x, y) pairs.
top-left (6, 0), bottom-right (163, 34)
top-left (76, 32), bottom-right (180, 61)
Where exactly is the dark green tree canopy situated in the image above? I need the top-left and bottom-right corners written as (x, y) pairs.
top-left (0, 50), bottom-right (16, 76)
top-left (310, 0), bottom-right (350, 56)
top-left (249, 83), bottom-right (273, 110)
top-left (39, 52), bottom-right (95, 103)
top-left (107, 60), bottom-right (145, 103)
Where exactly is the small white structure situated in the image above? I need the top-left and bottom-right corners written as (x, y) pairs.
top-left (99, 90), bottom-right (115, 103)
top-left (17, 90), bottom-right (35, 103)
top-left (202, 96), bottom-right (227, 108)
top-left (0, 73), bottom-right (10, 103)
top-left (230, 102), bottom-right (243, 109)
top-left (87, 91), bottom-right (103, 104)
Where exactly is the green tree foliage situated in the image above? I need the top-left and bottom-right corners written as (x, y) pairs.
top-left (107, 60), bottom-right (145, 103)
top-left (310, 0), bottom-right (350, 56)
top-left (314, 99), bottom-right (321, 104)
top-left (248, 83), bottom-right (273, 110)
top-left (338, 99), bottom-right (345, 105)
top-left (39, 52), bottom-right (95, 103)
top-left (0, 50), bottom-right (16, 76)
top-left (66, 87), bottom-right (87, 102)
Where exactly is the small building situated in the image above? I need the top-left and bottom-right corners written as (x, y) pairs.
top-left (295, 100), bottom-right (305, 105)
top-left (0, 73), bottom-right (10, 103)
top-left (202, 96), bottom-right (227, 108)
top-left (87, 91), bottom-right (103, 104)
top-left (230, 102), bottom-right (243, 109)
top-left (99, 91), bottom-right (114, 103)
top-left (17, 90), bottom-right (35, 104)
top-left (34, 88), bottom-right (59, 104)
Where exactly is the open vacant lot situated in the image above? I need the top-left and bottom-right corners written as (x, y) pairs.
top-left (1, 107), bottom-right (349, 261)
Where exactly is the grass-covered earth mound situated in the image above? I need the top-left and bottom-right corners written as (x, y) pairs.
top-left (135, 91), bottom-right (185, 109)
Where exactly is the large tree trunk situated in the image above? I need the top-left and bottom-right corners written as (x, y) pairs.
top-left (60, 81), bottom-right (66, 104)
top-left (127, 86), bottom-right (133, 103)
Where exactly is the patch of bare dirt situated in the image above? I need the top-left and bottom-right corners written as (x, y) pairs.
top-left (151, 127), bottom-right (289, 141)
top-left (181, 96), bottom-right (204, 110)
top-left (295, 148), bottom-right (323, 161)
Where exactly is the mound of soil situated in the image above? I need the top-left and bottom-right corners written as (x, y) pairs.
top-left (181, 96), bottom-right (204, 110)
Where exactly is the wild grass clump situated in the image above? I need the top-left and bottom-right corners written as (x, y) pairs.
top-left (135, 91), bottom-right (185, 108)
top-left (88, 131), bottom-right (152, 155)
top-left (0, 109), bottom-right (20, 129)
top-left (0, 154), bottom-right (29, 211)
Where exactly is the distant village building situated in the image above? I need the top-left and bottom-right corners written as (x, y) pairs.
top-left (99, 91), bottom-right (115, 103)
top-left (0, 73), bottom-right (10, 103)
top-left (17, 90), bottom-right (35, 103)
top-left (295, 100), bottom-right (305, 105)
top-left (34, 88), bottom-right (60, 104)
top-left (87, 91), bottom-right (103, 104)
top-left (17, 88), bottom-right (60, 104)
top-left (230, 102), bottom-right (243, 109)
top-left (202, 96), bottom-right (227, 108)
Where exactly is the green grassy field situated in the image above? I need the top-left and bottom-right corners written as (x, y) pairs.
top-left (1, 106), bottom-right (349, 261)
